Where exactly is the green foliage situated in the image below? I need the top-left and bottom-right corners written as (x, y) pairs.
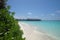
top-left (0, 0), bottom-right (25, 40)
top-left (0, 7), bottom-right (25, 40)
top-left (6, 5), bottom-right (11, 10)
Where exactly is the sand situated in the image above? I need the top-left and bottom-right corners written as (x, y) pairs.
top-left (18, 22), bottom-right (58, 40)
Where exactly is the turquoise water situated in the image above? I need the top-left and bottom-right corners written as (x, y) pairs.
top-left (20, 20), bottom-right (60, 39)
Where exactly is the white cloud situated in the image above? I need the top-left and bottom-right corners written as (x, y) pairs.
top-left (14, 16), bottom-right (27, 19)
top-left (50, 14), bottom-right (55, 16)
top-left (34, 16), bottom-right (39, 19)
top-left (27, 12), bottom-right (32, 15)
top-left (41, 14), bottom-right (44, 16)
top-left (55, 10), bottom-right (60, 13)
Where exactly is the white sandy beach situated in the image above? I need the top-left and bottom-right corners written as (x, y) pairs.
top-left (18, 22), bottom-right (58, 40)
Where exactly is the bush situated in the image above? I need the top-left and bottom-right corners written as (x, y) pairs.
top-left (0, 0), bottom-right (25, 40)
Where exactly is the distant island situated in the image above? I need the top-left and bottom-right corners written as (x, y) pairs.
top-left (16, 18), bottom-right (41, 21)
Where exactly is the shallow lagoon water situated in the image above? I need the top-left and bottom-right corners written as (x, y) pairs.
top-left (20, 20), bottom-right (60, 40)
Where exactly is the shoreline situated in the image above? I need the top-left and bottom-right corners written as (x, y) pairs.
top-left (18, 22), bottom-right (58, 40)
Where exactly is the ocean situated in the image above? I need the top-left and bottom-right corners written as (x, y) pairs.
top-left (20, 20), bottom-right (60, 40)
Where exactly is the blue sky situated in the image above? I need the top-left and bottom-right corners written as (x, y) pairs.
top-left (8, 0), bottom-right (60, 20)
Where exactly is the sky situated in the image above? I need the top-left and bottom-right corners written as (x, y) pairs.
top-left (8, 0), bottom-right (60, 20)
